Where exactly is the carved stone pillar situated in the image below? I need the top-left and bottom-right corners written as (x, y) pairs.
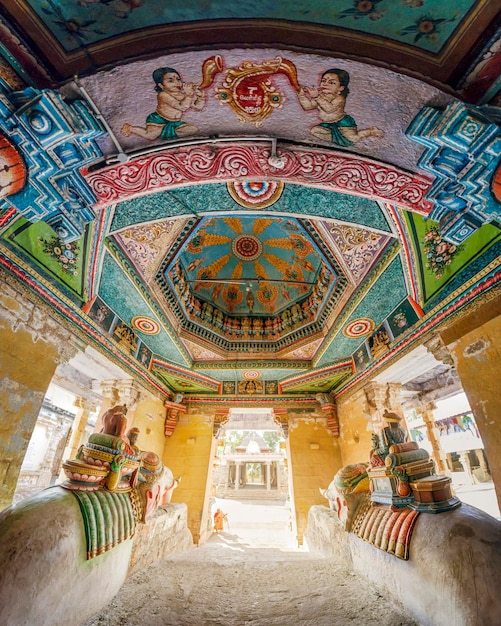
top-left (235, 463), bottom-right (241, 490)
top-left (93, 379), bottom-right (120, 432)
top-left (94, 379), bottom-right (142, 433)
top-left (459, 451), bottom-right (474, 483)
top-left (115, 379), bottom-right (141, 411)
top-left (416, 402), bottom-right (448, 474)
top-left (164, 399), bottom-right (186, 437)
top-left (68, 398), bottom-right (95, 460)
top-left (477, 449), bottom-right (491, 481)
top-left (364, 381), bottom-right (406, 434)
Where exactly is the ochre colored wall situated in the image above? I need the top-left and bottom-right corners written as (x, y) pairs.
top-left (162, 405), bottom-right (215, 543)
top-left (287, 415), bottom-right (342, 544)
top-left (337, 390), bottom-right (373, 467)
top-left (130, 396), bottom-right (166, 458)
top-left (443, 312), bottom-right (501, 512)
top-left (0, 276), bottom-right (74, 509)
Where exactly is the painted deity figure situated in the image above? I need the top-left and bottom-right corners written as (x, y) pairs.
top-left (370, 410), bottom-right (408, 467)
top-left (380, 410), bottom-right (408, 448)
top-left (121, 67), bottom-right (206, 141)
top-left (297, 68), bottom-right (384, 146)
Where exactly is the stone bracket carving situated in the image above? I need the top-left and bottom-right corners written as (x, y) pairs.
top-left (316, 394), bottom-right (339, 437)
top-left (164, 400), bottom-right (186, 437)
top-left (273, 407), bottom-right (289, 439)
top-left (423, 333), bottom-right (454, 366)
top-left (213, 408), bottom-right (230, 438)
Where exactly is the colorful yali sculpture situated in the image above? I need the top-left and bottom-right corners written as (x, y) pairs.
top-left (60, 404), bottom-right (180, 558)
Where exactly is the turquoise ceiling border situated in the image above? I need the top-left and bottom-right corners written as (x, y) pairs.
top-left (29, 0), bottom-right (475, 55)
top-left (98, 251), bottom-right (189, 366)
top-left (193, 367), bottom-right (307, 383)
top-left (110, 184), bottom-right (391, 233)
top-left (315, 253), bottom-right (408, 366)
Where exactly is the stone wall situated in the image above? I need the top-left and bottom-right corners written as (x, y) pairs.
top-left (0, 270), bottom-right (78, 509)
top-left (129, 503), bottom-right (194, 575)
top-left (305, 503), bottom-right (501, 626)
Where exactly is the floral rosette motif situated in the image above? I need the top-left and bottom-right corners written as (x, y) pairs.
top-left (39, 236), bottom-right (80, 276)
top-left (422, 224), bottom-right (462, 279)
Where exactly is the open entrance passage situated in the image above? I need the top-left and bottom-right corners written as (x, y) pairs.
top-left (210, 408), bottom-right (297, 549)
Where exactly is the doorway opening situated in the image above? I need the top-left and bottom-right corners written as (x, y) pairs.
top-left (210, 407), bottom-right (298, 549)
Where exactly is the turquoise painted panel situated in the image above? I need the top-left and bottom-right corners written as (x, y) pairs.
top-left (316, 255), bottom-right (408, 365)
top-left (110, 184), bottom-right (390, 233)
top-left (197, 368), bottom-right (306, 382)
top-left (29, 0), bottom-right (474, 54)
top-left (98, 252), bottom-right (188, 365)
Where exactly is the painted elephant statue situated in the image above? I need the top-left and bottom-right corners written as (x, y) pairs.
top-left (0, 419), bottom-right (188, 626)
top-left (310, 463), bottom-right (501, 626)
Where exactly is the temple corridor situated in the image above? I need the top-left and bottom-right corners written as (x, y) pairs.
top-left (83, 499), bottom-right (417, 626)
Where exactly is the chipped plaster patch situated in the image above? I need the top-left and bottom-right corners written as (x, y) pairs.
top-left (463, 337), bottom-right (490, 360)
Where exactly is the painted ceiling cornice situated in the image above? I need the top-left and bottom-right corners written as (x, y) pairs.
top-left (1, 2), bottom-right (500, 93)
top-left (83, 141), bottom-right (434, 213)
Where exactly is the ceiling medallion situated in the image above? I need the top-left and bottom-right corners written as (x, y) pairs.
top-left (343, 318), bottom-right (375, 338)
top-left (243, 370), bottom-right (261, 379)
top-left (227, 180), bottom-right (284, 208)
top-left (231, 234), bottom-right (263, 261)
top-left (131, 316), bottom-right (161, 335)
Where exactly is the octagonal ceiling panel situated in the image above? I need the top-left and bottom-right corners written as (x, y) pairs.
top-left (163, 215), bottom-right (332, 317)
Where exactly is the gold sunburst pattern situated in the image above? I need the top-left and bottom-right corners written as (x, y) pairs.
top-left (253, 218), bottom-right (275, 236)
top-left (222, 217), bottom-right (243, 233)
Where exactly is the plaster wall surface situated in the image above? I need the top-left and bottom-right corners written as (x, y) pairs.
top-left (287, 415), bottom-right (342, 544)
top-left (446, 312), bottom-right (501, 511)
top-left (80, 47), bottom-right (452, 172)
top-left (0, 274), bottom-right (76, 508)
top-left (163, 406), bottom-right (214, 543)
top-left (337, 390), bottom-right (373, 466)
top-left (306, 503), bottom-right (501, 626)
top-left (130, 395), bottom-right (167, 457)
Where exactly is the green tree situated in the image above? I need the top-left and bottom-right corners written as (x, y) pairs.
top-left (262, 430), bottom-right (280, 452)
top-left (224, 430), bottom-right (247, 452)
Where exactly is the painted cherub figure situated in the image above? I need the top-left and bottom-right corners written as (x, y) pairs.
top-left (121, 67), bottom-right (206, 141)
top-left (297, 68), bottom-right (384, 146)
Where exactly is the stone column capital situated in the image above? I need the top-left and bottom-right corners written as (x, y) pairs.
top-left (116, 379), bottom-right (142, 409)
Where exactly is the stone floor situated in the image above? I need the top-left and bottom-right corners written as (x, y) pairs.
top-left (83, 499), bottom-right (417, 626)
top-left (454, 481), bottom-right (500, 519)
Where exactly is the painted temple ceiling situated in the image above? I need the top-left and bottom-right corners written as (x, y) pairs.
top-left (0, 3), bottom-right (500, 401)
top-left (2, 1), bottom-right (499, 95)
